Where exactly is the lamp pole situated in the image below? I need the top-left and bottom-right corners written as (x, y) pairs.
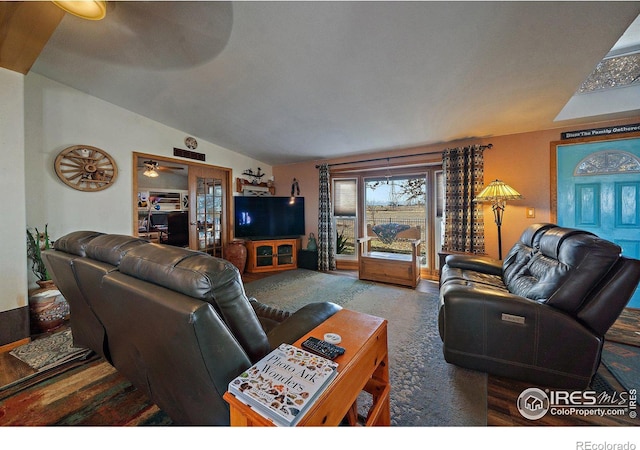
top-left (491, 200), bottom-right (506, 260)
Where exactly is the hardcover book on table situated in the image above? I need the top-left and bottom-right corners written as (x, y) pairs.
top-left (228, 343), bottom-right (339, 426)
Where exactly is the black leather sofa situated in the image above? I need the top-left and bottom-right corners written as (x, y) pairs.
top-left (43, 231), bottom-right (341, 425)
top-left (438, 223), bottom-right (640, 389)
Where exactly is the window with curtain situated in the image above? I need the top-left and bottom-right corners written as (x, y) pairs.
top-left (332, 178), bottom-right (357, 257)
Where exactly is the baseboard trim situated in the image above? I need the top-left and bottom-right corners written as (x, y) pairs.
top-left (336, 259), bottom-right (358, 270)
top-left (0, 337), bottom-right (30, 353)
top-left (0, 306), bottom-right (30, 348)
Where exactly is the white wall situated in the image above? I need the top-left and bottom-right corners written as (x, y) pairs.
top-left (0, 68), bottom-right (28, 313)
top-left (23, 73), bottom-right (271, 287)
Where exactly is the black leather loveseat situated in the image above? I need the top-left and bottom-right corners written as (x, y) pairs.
top-left (438, 223), bottom-right (640, 389)
top-left (43, 231), bottom-right (341, 425)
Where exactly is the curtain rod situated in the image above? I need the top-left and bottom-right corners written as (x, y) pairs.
top-left (315, 143), bottom-right (492, 168)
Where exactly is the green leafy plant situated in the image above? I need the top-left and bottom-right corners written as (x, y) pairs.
top-left (336, 228), bottom-right (347, 254)
top-left (26, 224), bottom-right (52, 281)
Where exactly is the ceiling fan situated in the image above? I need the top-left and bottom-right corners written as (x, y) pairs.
top-left (138, 160), bottom-right (185, 178)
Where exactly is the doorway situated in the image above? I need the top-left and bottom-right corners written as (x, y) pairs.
top-left (132, 152), bottom-right (232, 254)
top-left (188, 165), bottom-right (229, 257)
top-left (332, 164), bottom-right (443, 280)
top-left (552, 133), bottom-right (640, 308)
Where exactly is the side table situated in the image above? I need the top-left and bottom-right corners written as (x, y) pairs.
top-left (223, 309), bottom-right (390, 426)
top-left (297, 249), bottom-right (318, 270)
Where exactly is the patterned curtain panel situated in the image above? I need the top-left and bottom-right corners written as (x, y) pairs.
top-left (442, 145), bottom-right (485, 254)
top-left (317, 163), bottom-right (336, 271)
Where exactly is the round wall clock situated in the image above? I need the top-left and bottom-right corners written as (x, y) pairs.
top-left (185, 136), bottom-right (198, 150)
top-left (54, 145), bottom-right (118, 192)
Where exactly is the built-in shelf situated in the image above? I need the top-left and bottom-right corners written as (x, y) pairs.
top-left (138, 188), bottom-right (189, 212)
top-left (236, 178), bottom-right (275, 196)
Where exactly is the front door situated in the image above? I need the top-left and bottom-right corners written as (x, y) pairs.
top-left (554, 134), bottom-right (640, 308)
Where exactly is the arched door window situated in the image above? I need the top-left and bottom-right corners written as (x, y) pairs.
top-left (574, 150), bottom-right (640, 176)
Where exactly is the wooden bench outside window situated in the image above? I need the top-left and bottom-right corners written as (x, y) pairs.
top-left (357, 224), bottom-right (421, 288)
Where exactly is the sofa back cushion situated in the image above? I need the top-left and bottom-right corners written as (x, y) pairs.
top-left (502, 223), bottom-right (556, 286)
top-left (117, 243), bottom-right (271, 362)
top-left (42, 249), bottom-right (109, 358)
top-left (507, 227), bottom-right (621, 313)
top-left (101, 271), bottom-right (251, 424)
top-left (53, 230), bottom-right (105, 256)
top-left (84, 234), bottom-right (149, 266)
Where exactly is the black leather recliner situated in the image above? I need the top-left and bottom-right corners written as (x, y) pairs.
top-left (438, 223), bottom-right (640, 389)
top-left (43, 231), bottom-right (341, 425)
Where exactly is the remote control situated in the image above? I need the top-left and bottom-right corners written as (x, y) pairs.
top-left (301, 336), bottom-right (345, 360)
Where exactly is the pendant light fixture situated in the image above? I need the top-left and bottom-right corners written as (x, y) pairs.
top-left (142, 161), bottom-right (160, 178)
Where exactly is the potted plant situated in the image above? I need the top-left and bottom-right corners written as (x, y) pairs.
top-left (26, 224), bottom-right (53, 288)
top-left (26, 224), bottom-right (69, 332)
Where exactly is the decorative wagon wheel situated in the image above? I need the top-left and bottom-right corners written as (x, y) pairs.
top-left (54, 145), bottom-right (118, 192)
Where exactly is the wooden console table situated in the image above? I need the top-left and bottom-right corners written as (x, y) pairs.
top-left (223, 309), bottom-right (390, 426)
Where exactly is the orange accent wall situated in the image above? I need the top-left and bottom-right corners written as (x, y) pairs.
top-left (273, 116), bottom-right (640, 259)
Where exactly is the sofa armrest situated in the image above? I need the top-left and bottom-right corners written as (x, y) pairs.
top-left (249, 298), bottom-right (292, 332)
top-left (439, 284), bottom-right (601, 388)
top-left (444, 254), bottom-right (502, 276)
top-left (266, 302), bottom-right (342, 349)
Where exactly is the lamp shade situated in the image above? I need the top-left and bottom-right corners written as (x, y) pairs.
top-left (53, 1), bottom-right (107, 21)
top-left (474, 179), bottom-right (523, 202)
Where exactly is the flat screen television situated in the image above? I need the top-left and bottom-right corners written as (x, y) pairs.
top-left (234, 196), bottom-right (305, 240)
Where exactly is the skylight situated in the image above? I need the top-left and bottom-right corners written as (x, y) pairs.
top-left (555, 13), bottom-right (640, 122)
top-left (577, 54), bottom-right (640, 93)
top-left (577, 14), bottom-right (640, 93)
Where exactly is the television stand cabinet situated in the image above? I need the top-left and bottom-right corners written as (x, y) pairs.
top-left (245, 238), bottom-right (301, 273)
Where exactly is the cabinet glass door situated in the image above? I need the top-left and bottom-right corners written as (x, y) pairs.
top-left (256, 245), bottom-right (274, 267)
top-left (277, 244), bottom-right (294, 265)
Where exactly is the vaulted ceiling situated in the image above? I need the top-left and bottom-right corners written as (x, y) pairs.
top-left (3, 1), bottom-right (640, 165)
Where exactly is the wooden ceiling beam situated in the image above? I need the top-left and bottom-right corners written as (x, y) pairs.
top-left (0, 1), bottom-right (65, 75)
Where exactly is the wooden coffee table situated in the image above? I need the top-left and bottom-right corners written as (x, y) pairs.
top-left (223, 308), bottom-right (390, 426)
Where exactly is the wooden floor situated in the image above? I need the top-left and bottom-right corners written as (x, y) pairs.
top-left (0, 349), bottom-right (34, 388)
top-left (1, 269), bottom-right (638, 426)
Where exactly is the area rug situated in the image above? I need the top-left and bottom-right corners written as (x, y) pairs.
top-left (605, 308), bottom-right (640, 347)
top-left (244, 269), bottom-right (487, 426)
top-left (9, 328), bottom-right (93, 372)
top-left (0, 358), bottom-right (171, 426)
top-left (601, 341), bottom-right (640, 392)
